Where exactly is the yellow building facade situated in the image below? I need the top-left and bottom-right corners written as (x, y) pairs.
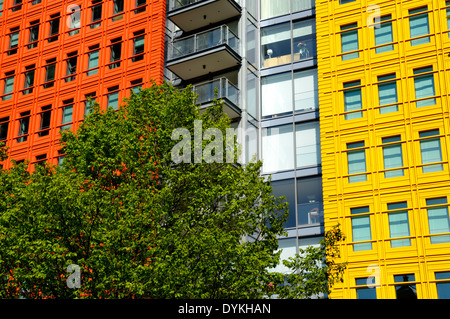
top-left (317, 0), bottom-right (450, 298)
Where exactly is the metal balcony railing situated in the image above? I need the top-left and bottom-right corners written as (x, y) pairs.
top-left (167, 25), bottom-right (239, 61)
top-left (168, 0), bottom-right (239, 11)
top-left (193, 77), bottom-right (239, 107)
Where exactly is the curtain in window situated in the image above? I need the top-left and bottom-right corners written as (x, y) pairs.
top-left (414, 74), bottom-right (435, 107)
top-left (344, 87), bottom-right (362, 119)
top-left (294, 68), bottom-right (318, 111)
top-left (409, 13), bottom-right (430, 45)
top-left (262, 125), bottom-right (294, 173)
top-left (348, 149), bottom-right (367, 182)
top-left (296, 121), bottom-right (320, 168)
top-left (420, 138), bottom-right (442, 172)
top-left (427, 205), bottom-right (450, 244)
top-left (375, 21), bottom-right (393, 53)
top-left (352, 216), bottom-right (372, 251)
top-left (261, 72), bottom-right (292, 117)
top-left (389, 212), bottom-right (411, 247)
top-left (260, 0), bottom-right (290, 20)
top-left (383, 144), bottom-right (403, 178)
top-left (9, 32), bottom-right (19, 48)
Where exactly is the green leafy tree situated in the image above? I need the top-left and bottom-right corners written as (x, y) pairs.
top-left (0, 82), bottom-right (345, 299)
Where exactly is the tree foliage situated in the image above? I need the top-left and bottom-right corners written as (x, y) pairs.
top-left (0, 82), bottom-right (345, 299)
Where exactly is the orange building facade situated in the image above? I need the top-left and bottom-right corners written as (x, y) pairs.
top-left (0, 0), bottom-right (166, 169)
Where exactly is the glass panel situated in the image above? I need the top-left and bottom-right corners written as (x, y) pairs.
top-left (348, 149), bottom-right (367, 183)
top-left (341, 25), bottom-right (359, 60)
top-left (388, 211), bottom-right (411, 247)
top-left (260, 0), bottom-right (290, 20)
top-left (269, 237), bottom-right (296, 273)
top-left (261, 72), bottom-right (292, 117)
top-left (352, 215), bottom-right (372, 251)
top-left (262, 124), bottom-right (294, 173)
top-left (297, 176), bottom-right (323, 225)
top-left (414, 73), bottom-right (436, 107)
top-left (375, 19), bottom-right (394, 53)
top-left (356, 287), bottom-right (377, 299)
top-left (437, 282), bottom-right (450, 299)
top-left (62, 105), bottom-right (73, 124)
top-left (383, 143), bottom-right (404, 178)
top-left (261, 22), bottom-right (291, 68)
top-left (344, 86), bottom-right (362, 119)
top-left (294, 68), bottom-right (318, 112)
top-left (420, 138), bottom-right (443, 173)
top-left (378, 76), bottom-right (398, 113)
top-left (427, 205), bottom-right (450, 243)
top-left (293, 19), bottom-right (316, 61)
top-left (295, 121), bottom-right (320, 168)
top-left (271, 179), bottom-right (296, 228)
top-left (292, 0), bottom-right (314, 13)
top-left (409, 12), bottom-right (430, 45)
top-left (108, 92), bottom-right (119, 109)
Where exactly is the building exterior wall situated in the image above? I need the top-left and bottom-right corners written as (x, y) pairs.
top-left (317, 0), bottom-right (450, 298)
top-left (0, 0), bottom-right (166, 169)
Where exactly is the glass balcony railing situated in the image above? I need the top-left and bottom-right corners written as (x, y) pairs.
top-left (168, 0), bottom-right (239, 11)
top-left (167, 25), bottom-right (239, 61)
top-left (193, 78), bottom-right (239, 107)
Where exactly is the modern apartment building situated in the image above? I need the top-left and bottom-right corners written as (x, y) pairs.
top-left (164, 0), bottom-right (324, 276)
top-left (0, 0), bottom-right (166, 169)
top-left (317, 0), bottom-right (450, 298)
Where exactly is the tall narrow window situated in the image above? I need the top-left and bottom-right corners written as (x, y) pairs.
top-left (23, 65), bottom-right (36, 95)
top-left (341, 23), bottom-right (359, 60)
top-left (132, 31), bottom-right (145, 62)
top-left (387, 202), bottom-right (411, 248)
top-left (68, 6), bottom-right (81, 36)
top-left (135, 0), bottom-right (146, 13)
top-left (65, 52), bottom-right (78, 82)
top-left (38, 105), bottom-right (52, 137)
top-left (2, 72), bottom-right (15, 101)
top-left (28, 20), bottom-right (40, 49)
top-left (48, 13), bottom-right (60, 42)
top-left (419, 129), bottom-right (443, 173)
top-left (109, 37), bottom-right (122, 69)
top-left (413, 66), bottom-right (436, 107)
top-left (17, 111), bottom-right (30, 143)
top-left (8, 28), bottom-right (19, 55)
top-left (343, 80), bottom-right (362, 120)
top-left (87, 45), bottom-right (99, 76)
top-left (355, 278), bottom-right (377, 299)
top-left (0, 117), bottom-right (9, 141)
top-left (107, 86), bottom-right (119, 110)
top-left (374, 15), bottom-right (394, 53)
top-left (426, 197), bottom-right (450, 244)
top-left (378, 73), bottom-right (398, 113)
top-left (409, 7), bottom-right (430, 46)
top-left (261, 72), bottom-right (292, 118)
top-left (84, 93), bottom-right (96, 117)
top-left (447, 1), bottom-right (450, 38)
top-left (382, 135), bottom-right (404, 178)
top-left (347, 141), bottom-right (367, 183)
top-left (44, 58), bottom-right (56, 89)
top-left (394, 274), bottom-right (417, 299)
top-left (297, 176), bottom-right (323, 226)
top-left (130, 79), bottom-right (142, 94)
top-left (12, 0), bottom-right (22, 12)
top-left (112, 0), bottom-right (124, 21)
top-left (351, 206), bottom-right (372, 251)
top-left (61, 100), bottom-right (73, 131)
top-left (435, 272), bottom-right (450, 299)
top-left (0, 0), bottom-right (3, 16)
top-left (91, 0), bottom-right (102, 29)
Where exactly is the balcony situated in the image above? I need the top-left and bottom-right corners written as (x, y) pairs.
top-left (193, 77), bottom-right (240, 119)
top-left (166, 25), bottom-right (241, 81)
top-left (168, 0), bottom-right (241, 32)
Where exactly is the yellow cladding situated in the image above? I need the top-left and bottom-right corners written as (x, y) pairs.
top-left (316, 0), bottom-right (450, 298)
